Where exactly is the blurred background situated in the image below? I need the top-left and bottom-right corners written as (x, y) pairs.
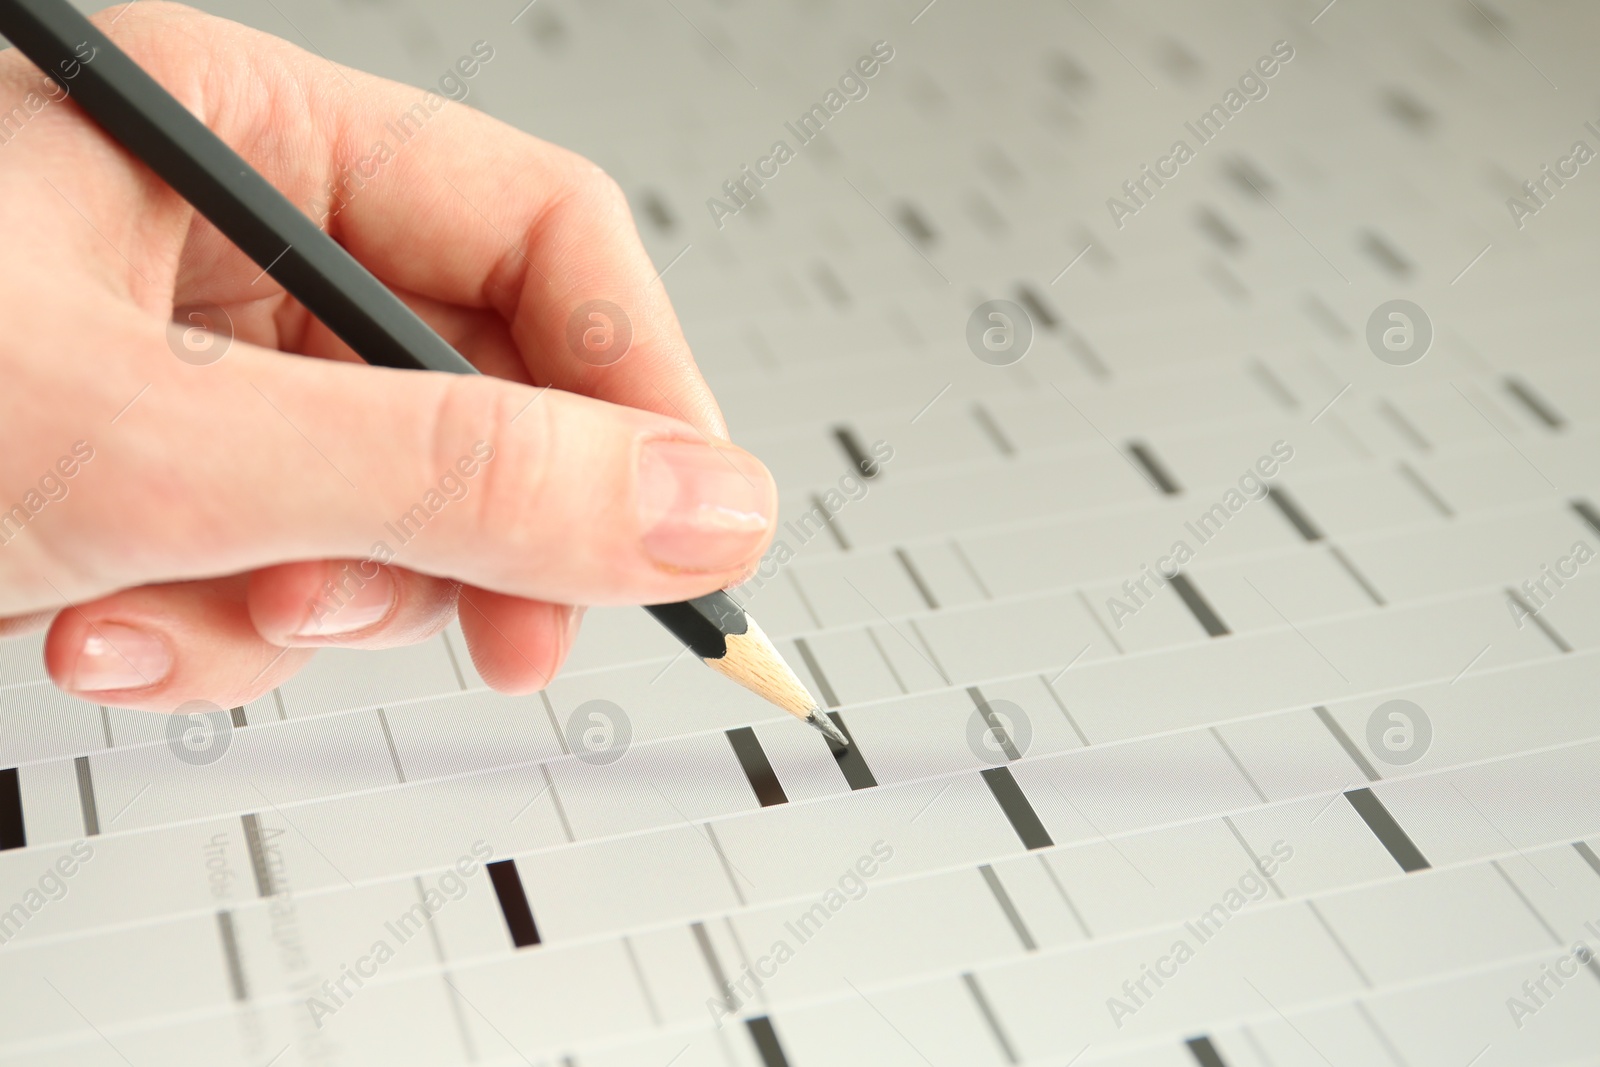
top-left (5, 1), bottom-right (1600, 1065)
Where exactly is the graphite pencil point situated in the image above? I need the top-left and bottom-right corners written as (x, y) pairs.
top-left (805, 708), bottom-right (850, 749)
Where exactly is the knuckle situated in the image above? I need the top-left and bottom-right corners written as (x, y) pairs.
top-left (91, 1), bottom-right (204, 31)
top-left (593, 169), bottom-right (630, 213)
top-left (561, 154), bottom-right (629, 218)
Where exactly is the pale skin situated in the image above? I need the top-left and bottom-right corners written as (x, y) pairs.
top-left (0, 4), bottom-right (778, 711)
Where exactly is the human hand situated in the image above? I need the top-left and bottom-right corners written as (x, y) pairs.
top-left (0, 3), bottom-right (776, 710)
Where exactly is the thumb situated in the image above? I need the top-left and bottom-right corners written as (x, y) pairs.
top-left (47, 329), bottom-right (777, 612)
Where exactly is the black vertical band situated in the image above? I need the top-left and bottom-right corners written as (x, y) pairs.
top-left (1127, 441), bottom-right (1181, 495)
top-left (0, 768), bottom-right (25, 851)
top-left (746, 1016), bottom-right (793, 1067)
top-left (1170, 573), bottom-right (1229, 637)
top-left (982, 767), bottom-right (1052, 850)
top-left (487, 858), bottom-right (542, 948)
top-left (1185, 1034), bottom-right (1230, 1067)
top-left (1345, 788), bottom-right (1429, 873)
top-left (828, 712), bottom-right (877, 789)
top-left (727, 728), bottom-right (788, 807)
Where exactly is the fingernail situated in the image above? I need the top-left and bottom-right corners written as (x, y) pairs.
top-left (294, 565), bottom-right (396, 637)
top-left (638, 440), bottom-right (774, 572)
top-left (565, 605), bottom-right (587, 651)
top-left (72, 623), bottom-right (171, 692)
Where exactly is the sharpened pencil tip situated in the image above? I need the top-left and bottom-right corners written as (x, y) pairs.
top-left (805, 708), bottom-right (850, 748)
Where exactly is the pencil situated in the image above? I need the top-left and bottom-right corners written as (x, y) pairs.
top-left (0, 0), bottom-right (848, 749)
top-left (648, 592), bottom-right (847, 746)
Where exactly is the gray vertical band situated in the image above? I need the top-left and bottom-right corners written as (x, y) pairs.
top-left (1570, 500), bottom-right (1600, 540)
top-left (962, 972), bottom-right (1019, 1064)
top-left (1353, 999), bottom-right (1411, 1067)
top-left (1303, 294), bottom-right (1351, 342)
top-left (1265, 485), bottom-right (1323, 541)
top-left (1313, 705), bottom-right (1381, 782)
top-left (705, 821), bottom-right (747, 906)
top-left (1574, 840), bottom-right (1600, 879)
top-left (1067, 331), bottom-right (1110, 380)
top-left (1491, 860), bottom-right (1562, 944)
top-left (416, 875), bottom-right (476, 1062)
top-left (1506, 588), bottom-right (1573, 653)
top-left (1013, 284), bottom-right (1058, 329)
top-left (691, 920), bottom-right (735, 1012)
top-left (746, 1016), bottom-right (792, 1067)
top-left (1345, 788), bottom-right (1430, 873)
top-left (1396, 461), bottom-right (1453, 517)
top-left (1306, 899), bottom-right (1371, 988)
top-left (832, 425), bottom-right (881, 479)
top-left (1248, 359), bottom-right (1297, 409)
top-left (539, 692), bottom-right (570, 755)
top-left (1376, 399), bottom-right (1430, 451)
top-left (622, 935), bottom-right (663, 1026)
top-left (1222, 815), bottom-right (1280, 899)
top-left (971, 403), bottom-right (1016, 457)
top-left (866, 628), bottom-right (908, 693)
top-left (241, 813), bottom-right (275, 898)
top-left (951, 540), bottom-right (993, 599)
top-left (1038, 855), bottom-right (1092, 939)
top-left (906, 618), bottom-right (951, 684)
top-left (1169, 573), bottom-right (1228, 637)
top-left (811, 493), bottom-right (850, 550)
top-left (216, 910), bottom-right (248, 1002)
top-left (1184, 1035), bottom-right (1228, 1067)
top-left (1328, 545), bottom-right (1386, 606)
top-left (978, 865), bottom-right (1036, 951)
top-left (1504, 376), bottom-right (1564, 429)
top-left (439, 629), bottom-right (469, 690)
top-left (894, 548), bottom-right (939, 610)
top-left (1040, 675), bottom-right (1092, 747)
top-left (981, 767), bottom-right (1052, 850)
top-left (376, 708), bottom-right (406, 783)
top-left (792, 637), bottom-right (838, 708)
top-left (786, 569), bottom-right (823, 628)
top-left (968, 688), bottom-right (1022, 762)
top-left (73, 756), bottom-right (99, 837)
top-left (540, 764), bottom-right (574, 843)
top-left (1126, 441), bottom-right (1180, 495)
top-left (1212, 730), bottom-right (1267, 804)
top-left (1076, 588), bottom-right (1123, 656)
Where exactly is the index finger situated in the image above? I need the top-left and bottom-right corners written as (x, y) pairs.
top-left (112, 5), bottom-right (727, 437)
top-left (326, 93), bottom-right (727, 435)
